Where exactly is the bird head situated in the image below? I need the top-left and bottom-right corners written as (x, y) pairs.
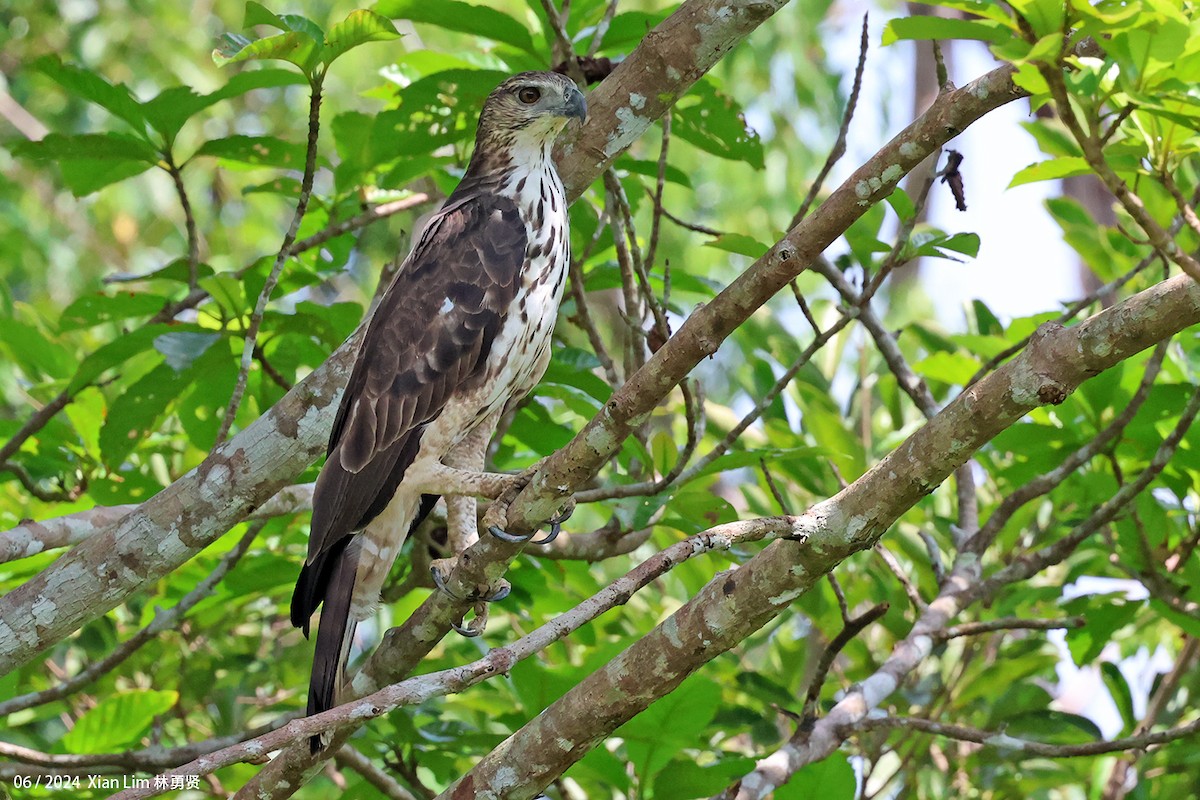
top-left (476, 71), bottom-right (587, 156)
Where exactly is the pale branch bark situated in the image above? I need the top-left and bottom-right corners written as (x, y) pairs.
top-left (934, 615), bottom-right (1085, 640)
top-left (856, 714), bottom-right (1200, 758)
top-left (438, 275), bottom-right (1200, 798)
top-left (790, 12), bottom-right (869, 227)
top-left (0, 523), bottom-right (262, 717)
top-left (334, 745), bottom-right (419, 800)
top-left (108, 517), bottom-right (788, 799)
top-left (0, 484), bottom-right (315, 565)
top-left (554, 0), bottom-right (789, 202)
top-left (725, 377), bottom-right (1200, 799)
top-left (966, 338), bottom-right (1169, 557)
top-left (237, 3), bottom-right (796, 794)
top-left (501, 62), bottom-right (1028, 540)
top-left (0, 0), bottom-right (764, 677)
top-left (215, 75), bottom-right (325, 447)
top-left (0, 715), bottom-right (293, 771)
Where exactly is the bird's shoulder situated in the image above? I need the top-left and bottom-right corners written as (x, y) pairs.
top-left (327, 188), bottom-right (531, 457)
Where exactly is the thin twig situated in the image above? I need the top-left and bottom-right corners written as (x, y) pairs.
top-left (645, 111), bottom-right (671, 273)
top-left (585, 0), bottom-right (621, 57)
top-left (935, 615), bottom-right (1085, 640)
top-left (0, 522), bottom-right (264, 717)
top-left (1101, 635), bottom-right (1199, 800)
top-left (801, 601), bottom-right (889, 718)
top-left (566, 255), bottom-right (621, 385)
top-left (1, 460), bottom-right (78, 503)
top-left (1035, 53), bottom-right (1200, 282)
top-left (875, 544), bottom-right (926, 611)
top-left (334, 746), bottom-right (418, 800)
top-left (967, 339), bottom-right (1170, 557)
top-left (857, 714), bottom-right (1200, 758)
top-left (0, 713), bottom-right (293, 770)
top-left (214, 75), bottom-right (325, 447)
top-left (113, 516), bottom-right (802, 797)
top-left (164, 152), bottom-right (202, 290)
top-left (789, 13), bottom-right (869, 228)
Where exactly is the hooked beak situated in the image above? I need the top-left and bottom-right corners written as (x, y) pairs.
top-left (563, 85), bottom-right (587, 123)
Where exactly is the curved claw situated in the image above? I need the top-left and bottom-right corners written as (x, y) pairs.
top-left (450, 616), bottom-right (482, 638)
top-left (430, 564), bottom-right (460, 600)
top-left (488, 524), bottom-right (534, 543)
top-left (528, 523), bottom-right (560, 546)
top-left (483, 580), bottom-right (512, 602)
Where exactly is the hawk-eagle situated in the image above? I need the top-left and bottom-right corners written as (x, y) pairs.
top-left (290, 72), bottom-right (586, 745)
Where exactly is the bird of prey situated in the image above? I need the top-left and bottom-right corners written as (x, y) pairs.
top-left (290, 71), bottom-right (586, 747)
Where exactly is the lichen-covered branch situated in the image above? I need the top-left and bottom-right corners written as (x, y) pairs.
top-left (106, 517), bottom-right (786, 799)
top-left (0, 0), bottom-right (779, 678)
top-left (725, 374), bottom-right (1200, 800)
top-left (0, 484), bottom-right (315, 565)
top-left (441, 274), bottom-right (1200, 800)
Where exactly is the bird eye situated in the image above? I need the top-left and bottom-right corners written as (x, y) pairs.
top-left (517, 86), bottom-right (541, 104)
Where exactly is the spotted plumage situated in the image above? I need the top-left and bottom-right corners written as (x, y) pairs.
top-left (290, 72), bottom-right (585, 749)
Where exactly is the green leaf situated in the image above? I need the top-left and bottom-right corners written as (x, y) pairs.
top-left (142, 69), bottom-right (305, 141)
top-left (376, 0), bottom-right (538, 54)
top-left (651, 757), bottom-right (758, 800)
top-left (672, 79), bottom-right (763, 168)
top-left (154, 331), bottom-right (221, 371)
top-left (1009, 157), bottom-right (1092, 188)
top-left (617, 675), bottom-right (721, 782)
top-left (1003, 710), bottom-right (1103, 746)
top-left (882, 16), bottom-right (1008, 46)
top-left (193, 135), bottom-right (307, 169)
top-left (60, 291), bottom-right (169, 331)
top-left (688, 447), bottom-right (821, 481)
top-left (57, 158), bottom-right (156, 196)
top-left (703, 233), bottom-right (770, 259)
top-left (1100, 662), bottom-right (1136, 735)
top-left (0, 319), bottom-right (75, 380)
top-left (178, 340), bottom-right (238, 449)
top-left (62, 690), bottom-right (178, 754)
top-left (323, 10), bottom-right (402, 65)
top-left (242, 2), bottom-right (326, 45)
top-left (9, 132), bottom-right (159, 163)
top-left (775, 752), bottom-right (856, 800)
top-left (1063, 595), bottom-right (1140, 665)
top-left (33, 56), bottom-right (148, 136)
top-left (68, 323), bottom-right (201, 392)
top-left (213, 31), bottom-right (323, 73)
top-left (100, 359), bottom-right (200, 464)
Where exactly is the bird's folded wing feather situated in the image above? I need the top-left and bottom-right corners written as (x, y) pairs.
top-left (304, 192), bottom-right (528, 564)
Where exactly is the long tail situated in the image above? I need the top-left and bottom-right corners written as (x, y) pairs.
top-left (292, 538), bottom-right (359, 754)
top-left (291, 493), bottom-right (439, 753)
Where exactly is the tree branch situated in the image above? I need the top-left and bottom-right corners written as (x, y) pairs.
top-left (214, 75), bottom-right (325, 447)
top-left (0, 522), bottom-right (263, 717)
top-left (0, 0), bottom-right (770, 679)
top-left (437, 274), bottom-right (1200, 797)
top-left (110, 516), bottom-right (788, 798)
top-left (857, 714), bottom-right (1200, 758)
top-left (0, 483), bottom-right (314, 565)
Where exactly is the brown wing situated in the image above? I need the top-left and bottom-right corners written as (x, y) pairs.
top-left (290, 192), bottom-right (527, 624)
